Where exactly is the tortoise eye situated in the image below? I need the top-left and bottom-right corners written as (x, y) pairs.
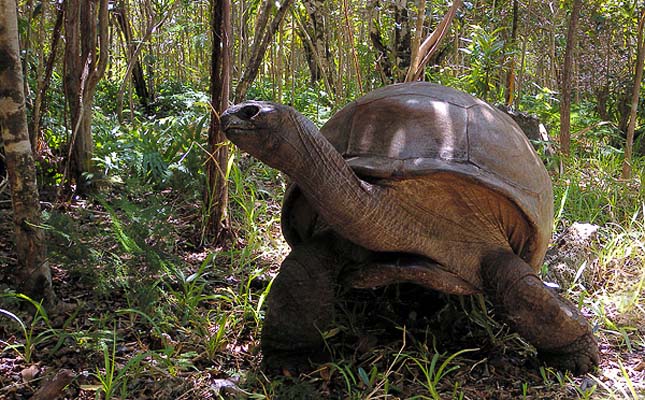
top-left (237, 104), bottom-right (261, 120)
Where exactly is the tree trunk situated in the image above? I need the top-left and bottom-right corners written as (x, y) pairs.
top-left (113, 1), bottom-right (152, 115)
top-left (20, 0), bottom-right (34, 112)
top-left (233, 0), bottom-right (294, 102)
top-left (406, 0), bottom-right (461, 82)
top-left (548, 18), bottom-right (557, 89)
top-left (62, 0), bottom-right (109, 193)
top-left (595, 38), bottom-right (611, 121)
top-left (405, 0), bottom-right (426, 82)
top-left (368, 0), bottom-right (414, 84)
top-left (299, 0), bottom-right (334, 89)
top-left (114, 1), bottom-right (174, 121)
top-left (621, 8), bottom-right (645, 179)
top-left (370, 15), bottom-right (394, 84)
top-left (515, 0), bottom-right (530, 110)
top-left (0, 0), bottom-right (55, 304)
top-left (299, 0), bottom-right (322, 83)
top-left (295, 17), bottom-right (334, 96)
top-left (504, 0), bottom-right (519, 106)
top-left (393, 0), bottom-right (412, 82)
top-left (202, 0), bottom-right (232, 243)
top-left (29, 1), bottom-right (64, 154)
top-left (559, 0), bottom-right (582, 157)
top-left (342, 0), bottom-right (362, 93)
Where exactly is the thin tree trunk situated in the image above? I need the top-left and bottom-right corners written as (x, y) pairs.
top-left (549, 20), bottom-right (557, 89)
top-left (62, 0), bottom-right (109, 193)
top-left (114, 1), bottom-right (152, 116)
top-left (406, 0), bottom-right (461, 82)
top-left (29, 1), bottom-right (64, 153)
top-left (234, 0), bottom-right (294, 102)
top-left (370, 21), bottom-right (393, 84)
top-left (342, 0), bottom-right (362, 93)
top-left (515, 0), bottom-right (531, 110)
top-left (202, 0), bottom-right (232, 243)
top-left (289, 15), bottom-right (296, 101)
top-left (393, 0), bottom-right (412, 82)
top-left (0, 0), bottom-right (55, 304)
top-left (115, 2), bottom-right (173, 121)
top-left (293, 13), bottom-right (334, 97)
top-left (21, 0), bottom-right (34, 111)
top-left (276, 23), bottom-right (284, 101)
top-left (621, 8), bottom-right (645, 179)
top-left (504, 0), bottom-right (519, 106)
top-left (298, 0), bottom-right (335, 89)
top-left (299, 0), bottom-right (321, 83)
top-left (559, 0), bottom-right (582, 157)
top-left (405, 0), bottom-right (426, 83)
top-left (594, 37), bottom-right (611, 121)
top-left (369, 1), bottom-right (394, 85)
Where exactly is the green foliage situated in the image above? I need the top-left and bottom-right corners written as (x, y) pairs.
top-left (93, 109), bottom-right (208, 190)
top-left (552, 144), bottom-right (644, 228)
top-left (460, 25), bottom-right (509, 102)
top-left (246, 78), bottom-right (334, 126)
top-left (154, 81), bottom-right (210, 118)
top-left (227, 152), bottom-right (284, 252)
top-left (95, 80), bottom-right (123, 117)
top-left (0, 306), bottom-right (34, 362)
top-left (162, 254), bottom-right (223, 326)
top-left (0, 294), bottom-right (57, 363)
top-left (404, 348), bottom-right (477, 400)
top-left (519, 85), bottom-right (561, 132)
top-left (91, 329), bottom-right (149, 400)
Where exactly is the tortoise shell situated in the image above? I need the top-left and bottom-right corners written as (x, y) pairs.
top-left (282, 82), bottom-right (553, 272)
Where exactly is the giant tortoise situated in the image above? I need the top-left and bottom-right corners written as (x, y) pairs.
top-left (221, 82), bottom-right (599, 375)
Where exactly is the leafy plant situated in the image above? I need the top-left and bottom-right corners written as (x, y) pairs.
top-left (163, 254), bottom-right (223, 325)
top-left (91, 329), bottom-right (148, 400)
top-left (0, 293), bottom-right (57, 363)
top-left (460, 25), bottom-right (509, 101)
top-left (93, 87), bottom-right (209, 189)
top-left (404, 348), bottom-right (478, 400)
top-left (518, 85), bottom-right (561, 133)
top-left (0, 308), bottom-right (32, 362)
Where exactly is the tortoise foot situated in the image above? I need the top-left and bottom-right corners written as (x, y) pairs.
top-left (539, 332), bottom-right (600, 375)
top-left (260, 237), bottom-right (342, 377)
top-left (482, 251), bottom-right (600, 375)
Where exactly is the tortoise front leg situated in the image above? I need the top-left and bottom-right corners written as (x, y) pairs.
top-left (261, 237), bottom-right (342, 373)
top-left (482, 250), bottom-right (600, 375)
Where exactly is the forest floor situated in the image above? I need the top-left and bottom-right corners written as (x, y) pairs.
top-left (0, 170), bottom-right (644, 400)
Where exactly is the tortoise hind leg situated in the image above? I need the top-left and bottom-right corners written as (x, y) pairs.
top-left (481, 249), bottom-right (600, 375)
top-left (261, 237), bottom-right (341, 374)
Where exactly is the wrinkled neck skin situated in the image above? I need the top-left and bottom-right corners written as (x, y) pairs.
top-left (280, 112), bottom-right (376, 221)
top-left (280, 112), bottom-right (426, 256)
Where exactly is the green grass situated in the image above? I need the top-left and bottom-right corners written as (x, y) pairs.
top-left (2, 147), bottom-right (644, 398)
top-left (2, 88), bottom-right (645, 398)
top-left (0, 293), bottom-right (59, 364)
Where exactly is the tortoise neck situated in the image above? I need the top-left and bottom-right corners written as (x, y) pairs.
top-left (283, 118), bottom-right (383, 239)
top-left (284, 114), bottom-right (429, 257)
top-left (287, 121), bottom-right (372, 211)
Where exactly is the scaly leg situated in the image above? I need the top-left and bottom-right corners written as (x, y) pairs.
top-left (482, 249), bottom-right (599, 375)
top-left (261, 236), bottom-right (343, 373)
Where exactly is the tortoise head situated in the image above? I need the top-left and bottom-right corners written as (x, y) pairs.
top-left (221, 101), bottom-right (319, 173)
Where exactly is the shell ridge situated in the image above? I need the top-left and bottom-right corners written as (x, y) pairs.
top-left (356, 93), bottom-right (478, 110)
